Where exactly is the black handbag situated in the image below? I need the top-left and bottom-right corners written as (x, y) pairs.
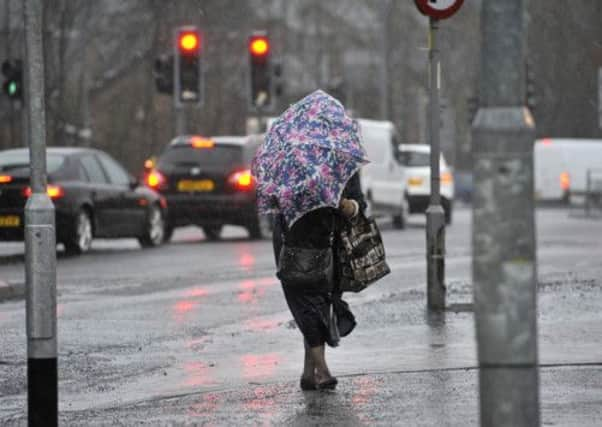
top-left (276, 215), bottom-right (334, 289)
top-left (276, 244), bottom-right (333, 288)
top-left (337, 212), bottom-right (390, 293)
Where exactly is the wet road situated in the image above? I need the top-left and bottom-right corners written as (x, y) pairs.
top-left (1, 206), bottom-right (602, 425)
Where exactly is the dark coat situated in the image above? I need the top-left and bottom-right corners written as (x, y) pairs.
top-left (272, 172), bottom-right (365, 347)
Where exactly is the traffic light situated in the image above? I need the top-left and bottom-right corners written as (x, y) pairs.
top-left (175, 27), bottom-right (203, 105)
top-left (248, 32), bottom-right (271, 109)
top-left (2, 59), bottom-right (23, 101)
top-left (153, 54), bottom-right (173, 94)
top-left (272, 58), bottom-right (284, 98)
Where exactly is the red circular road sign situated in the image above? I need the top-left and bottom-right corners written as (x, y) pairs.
top-left (414, 0), bottom-right (464, 20)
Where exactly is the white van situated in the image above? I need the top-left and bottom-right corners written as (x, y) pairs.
top-left (357, 119), bottom-right (409, 228)
top-left (397, 144), bottom-right (454, 224)
top-left (534, 138), bottom-right (602, 203)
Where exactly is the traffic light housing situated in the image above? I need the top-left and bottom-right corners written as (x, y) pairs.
top-left (248, 33), bottom-right (271, 109)
top-left (2, 59), bottom-right (23, 101)
top-left (153, 54), bottom-right (173, 94)
top-left (272, 59), bottom-right (284, 98)
top-left (175, 27), bottom-right (203, 105)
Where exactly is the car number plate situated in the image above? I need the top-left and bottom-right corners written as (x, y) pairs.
top-left (177, 179), bottom-right (215, 192)
top-left (0, 215), bottom-right (20, 227)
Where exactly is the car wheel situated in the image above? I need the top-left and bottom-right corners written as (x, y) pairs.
top-left (138, 204), bottom-right (165, 248)
top-left (248, 214), bottom-right (273, 240)
top-left (64, 209), bottom-right (93, 255)
top-left (203, 225), bottom-right (223, 241)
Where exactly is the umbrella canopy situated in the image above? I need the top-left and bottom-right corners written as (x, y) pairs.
top-left (252, 90), bottom-right (368, 228)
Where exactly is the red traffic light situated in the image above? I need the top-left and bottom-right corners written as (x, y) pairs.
top-left (249, 36), bottom-right (270, 57)
top-left (178, 31), bottom-right (200, 54)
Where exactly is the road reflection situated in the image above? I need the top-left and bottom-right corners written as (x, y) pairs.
top-left (293, 390), bottom-right (365, 426)
top-left (351, 376), bottom-right (380, 424)
top-left (182, 361), bottom-right (216, 387)
top-left (172, 286), bottom-right (210, 323)
top-left (239, 253), bottom-right (255, 269)
top-left (187, 393), bottom-right (220, 418)
top-left (183, 287), bottom-right (208, 298)
top-left (241, 352), bottom-right (280, 380)
top-left (235, 244), bottom-right (256, 271)
top-left (242, 386), bottom-right (276, 424)
top-left (237, 278), bottom-right (276, 304)
top-left (244, 317), bottom-right (279, 331)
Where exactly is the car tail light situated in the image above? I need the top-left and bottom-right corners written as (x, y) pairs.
top-left (560, 171), bottom-right (570, 191)
top-left (0, 175), bottom-right (12, 184)
top-left (228, 169), bottom-right (255, 191)
top-left (23, 185), bottom-right (65, 199)
top-left (145, 170), bottom-right (167, 190)
top-left (441, 172), bottom-right (453, 185)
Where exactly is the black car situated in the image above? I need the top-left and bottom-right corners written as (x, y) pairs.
top-left (144, 135), bottom-right (270, 241)
top-left (0, 147), bottom-right (167, 254)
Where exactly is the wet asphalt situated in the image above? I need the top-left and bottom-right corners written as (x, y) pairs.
top-left (0, 206), bottom-right (601, 426)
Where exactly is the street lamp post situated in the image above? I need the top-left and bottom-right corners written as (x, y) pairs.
top-left (23, 0), bottom-right (58, 426)
top-left (472, 0), bottom-right (540, 425)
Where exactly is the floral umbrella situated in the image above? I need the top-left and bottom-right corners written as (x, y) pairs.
top-left (252, 90), bottom-right (368, 228)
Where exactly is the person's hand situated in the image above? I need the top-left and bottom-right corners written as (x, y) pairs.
top-left (340, 198), bottom-right (358, 218)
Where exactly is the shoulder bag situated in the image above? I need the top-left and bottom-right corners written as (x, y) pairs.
top-left (276, 218), bottom-right (334, 289)
top-left (337, 212), bottom-right (390, 293)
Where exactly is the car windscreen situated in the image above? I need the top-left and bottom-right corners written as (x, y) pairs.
top-left (157, 145), bottom-right (243, 168)
top-left (396, 150), bottom-right (430, 167)
top-left (0, 151), bottom-right (66, 174)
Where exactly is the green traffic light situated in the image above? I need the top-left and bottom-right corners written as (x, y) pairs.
top-left (7, 81), bottom-right (17, 96)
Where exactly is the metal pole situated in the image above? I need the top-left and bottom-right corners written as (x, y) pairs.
top-left (23, 0), bottom-right (58, 426)
top-left (173, 28), bottom-right (185, 136)
top-left (379, 0), bottom-right (391, 120)
top-left (473, 0), bottom-right (540, 425)
top-left (426, 17), bottom-right (446, 310)
top-left (174, 106), bottom-right (185, 136)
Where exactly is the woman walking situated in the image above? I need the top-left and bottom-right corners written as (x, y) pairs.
top-left (252, 90), bottom-right (368, 390)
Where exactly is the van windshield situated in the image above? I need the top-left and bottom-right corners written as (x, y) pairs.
top-left (396, 150), bottom-right (430, 167)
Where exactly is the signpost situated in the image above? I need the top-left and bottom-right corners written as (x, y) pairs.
top-left (414, 0), bottom-right (464, 20)
top-left (414, 0), bottom-right (464, 311)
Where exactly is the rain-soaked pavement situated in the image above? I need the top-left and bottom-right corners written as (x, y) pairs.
top-left (1, 206), bottom-right (601, 425)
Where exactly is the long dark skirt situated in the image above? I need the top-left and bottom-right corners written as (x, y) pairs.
top-left (282, 285), bottom-right (335, 348)
top-left (273, 211), bottom-right (354, 348)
